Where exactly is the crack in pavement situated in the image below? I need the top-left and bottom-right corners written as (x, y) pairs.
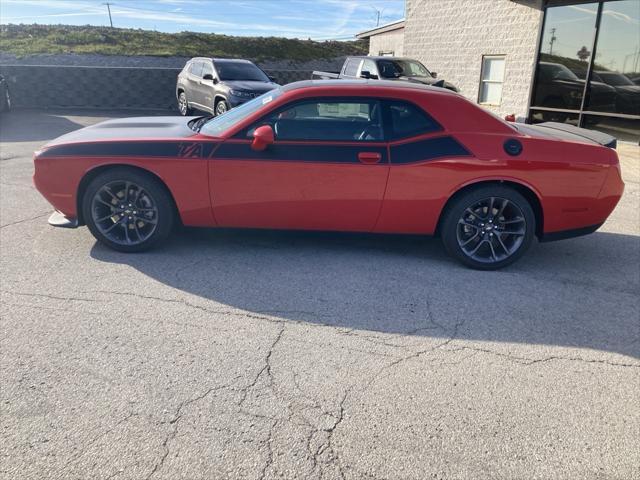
top-left (0, 212), bottom-right (49, 229)
top-left (145, 383), bottom-right (237, 479)
top-left (443, 344), bottom-right (640, 368)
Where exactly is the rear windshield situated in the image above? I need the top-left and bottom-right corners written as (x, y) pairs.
top-left (215, 62), bottom-right (270, 82)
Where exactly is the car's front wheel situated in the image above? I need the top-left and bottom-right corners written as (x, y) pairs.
top-left (440, 185), bottom-right (535, 270)
top-left (215, 99), bottom-right (229, 116)
top-left (82, 168), bottom-right (175, 252)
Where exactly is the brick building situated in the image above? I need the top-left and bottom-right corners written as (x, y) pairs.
top-left (357, 0), bottom-right (639, 142)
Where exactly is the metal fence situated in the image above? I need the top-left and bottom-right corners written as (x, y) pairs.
top-left (0, 65), bottom-right (312, 110)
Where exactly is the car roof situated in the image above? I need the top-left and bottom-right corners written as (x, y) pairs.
top-left (347, 56), bottom-right (418, 61)
top-left (189, 57), bottom-right (252, 63)
top-left (281, 79), bottom-right (458, 96)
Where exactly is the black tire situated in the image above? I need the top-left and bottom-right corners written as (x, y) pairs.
top-left (440, 185), bottom-right (536, 270)
top-left (215, 99), bottom-right (229, 116)
top-left (82, 168), bottom-right (175, 253)
top-left (0, 86), bottom-right (9, 112)
top-left (177, 91), bottom-right (193, 116)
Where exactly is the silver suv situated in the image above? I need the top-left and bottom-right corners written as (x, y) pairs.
top-left (176, 58), bottom-right (279, 116)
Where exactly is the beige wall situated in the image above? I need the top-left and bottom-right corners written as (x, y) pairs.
top-left (404, 0), bottom-right (544, 117)
top-left (368, 28), bottom-right (405, 57)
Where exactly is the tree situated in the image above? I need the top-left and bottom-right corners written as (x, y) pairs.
top-left (577, 46), bottom-right (591, 61)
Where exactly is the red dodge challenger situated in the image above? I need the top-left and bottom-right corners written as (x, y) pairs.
top-left (33, 80), bottom-right (624, 269)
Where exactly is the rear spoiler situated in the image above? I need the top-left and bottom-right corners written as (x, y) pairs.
top-left (535, 122), bottom-right (617, 149)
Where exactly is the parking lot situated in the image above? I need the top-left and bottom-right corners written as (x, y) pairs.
top-left (1, 110), bottom-right (638, 479)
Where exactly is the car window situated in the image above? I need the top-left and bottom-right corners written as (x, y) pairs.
top-left (201, 62), bottom-right (214, 78)
top-left (249, 99), bottom-right (383, 142)
top-left (215, 62), bottom-right (270, 82)
top-left (189, 61), bottom-right (203, 77)
top-left (361, 59), bottom-right (378, 78)
top-left (378, 59), bottom-right (431, 79)
top-left (343, 59), bottom-right (362, 77)
top-left (385, 101), bottom-right (441, 139)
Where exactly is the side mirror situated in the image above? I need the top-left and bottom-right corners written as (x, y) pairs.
top-left (431, 72), bottom-right (438, 78)
top-left (202, 73), bottom-right (214, 81)
top-left (268, 76), bottom-right (277, 83)
top-left (360, 70), bottom-right (372, 79)
top-left (251, 125), bottom-right (274, 151)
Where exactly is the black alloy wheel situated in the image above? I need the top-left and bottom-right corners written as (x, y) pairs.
top-left (441, 185), bottom-right (535, 270)
top-left (83, 168), bottom-right (174, 252)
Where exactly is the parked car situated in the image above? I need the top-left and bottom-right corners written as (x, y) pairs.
top-left (0, 74), bottom-right (11, 112)
top-left (591, 71), bottom-right (640, 116)
top-left (176, 57), bottom-right (279, 116)
top-left (33, 80), bottom-right (623, 270)
top-left (312, 56), bottom-right (458, 92)
top-left (533, 62), bottom-right (616, 121)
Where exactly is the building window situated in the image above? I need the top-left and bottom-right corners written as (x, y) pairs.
top-left (479, 55), bottom-right (506, 105)
top-left (529, 1), bottom-right (639, 143)
top-left (378, 50), bottom-right (394, 57)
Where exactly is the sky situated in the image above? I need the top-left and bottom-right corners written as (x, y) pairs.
top-left (0, 0), bottom-right (405, 40)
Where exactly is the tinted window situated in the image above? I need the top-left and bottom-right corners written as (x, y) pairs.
top-left (385, 101), bottom-right (441, 139)
top-left (343, 59), bottom-right (361, 77)
top-left (585, 0), bottom-right (640, 116)
top-left (189, 61), bottom-right (203, 77)
top-left (251, 99), bottom-right (383, 142)
top-left (215, 61), bottom-right (269, 82)
top-left (531, 3), bottom-right (598, 110)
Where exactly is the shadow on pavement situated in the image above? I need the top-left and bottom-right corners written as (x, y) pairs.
top-left (90, 227), bottom-right (640, 359)
top-left (0, 109), bottom-right (173, 142)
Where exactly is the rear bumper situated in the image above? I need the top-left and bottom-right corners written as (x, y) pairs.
top-left (539, 223), bottom-right (602, 242)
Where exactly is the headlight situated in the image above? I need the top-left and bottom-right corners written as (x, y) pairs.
top-left (229, 90), bottom-right (253, 98)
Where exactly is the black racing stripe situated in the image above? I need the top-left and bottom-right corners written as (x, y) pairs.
top-left (40, 141), bottom-right (218, 159)
top-left (390, 136), bottom-right (471, 164)
top-left (214, 142), bottom-right (388, 164)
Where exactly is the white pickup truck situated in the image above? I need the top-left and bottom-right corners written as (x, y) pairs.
top-left (312, 56), bottom-right (459, 92)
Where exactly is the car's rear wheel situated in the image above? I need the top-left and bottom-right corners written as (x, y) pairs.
top-left (82, 168), bottom-right (175, 252)
top-left (178, 91), bottom-right (193, 116)
top-left (215, 99), bottom-right (229, 116)
top-left (440, 185), bottom-right (535, 270)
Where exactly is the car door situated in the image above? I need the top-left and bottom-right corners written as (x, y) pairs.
top-left (210, 97), bottom-right (390, 232)
top-left (199, 61), bottom-right (216, 111)
top-left (187, 61), bottom-right (204, 108)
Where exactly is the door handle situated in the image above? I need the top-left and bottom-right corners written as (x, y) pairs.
top-left (358, 152), bottom-right (382, 164)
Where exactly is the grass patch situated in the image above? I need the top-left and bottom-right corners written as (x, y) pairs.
top-left (0, 24), bottom-right (368, 62)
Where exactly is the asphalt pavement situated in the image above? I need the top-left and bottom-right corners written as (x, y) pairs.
top-left (1, 110), bottom-right (639, 480)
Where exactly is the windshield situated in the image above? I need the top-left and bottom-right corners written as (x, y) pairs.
top-left (215, 61), bottom-right (270, 82)
top-left (597, 72), bottom-right (634, 86)
top-left (377, 59), bottom-right (431, 78)
top-left (545, 63), bottom-right (579, 81)
top-left (200, 89), bottom-right (282, 137)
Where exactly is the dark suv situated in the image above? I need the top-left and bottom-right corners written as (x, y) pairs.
top-left (176, 58), bottom-right (279, 116)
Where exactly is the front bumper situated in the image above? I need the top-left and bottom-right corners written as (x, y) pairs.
top-left (48, 211), bottom-right (78, 228)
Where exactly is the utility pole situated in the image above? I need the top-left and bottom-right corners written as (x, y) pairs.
top-left (371, 6), bottom-right (383, 27)
top-left (103, 2), bottom-right (114, 28)
top-left (549, 28), bottom-right (556, 56)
